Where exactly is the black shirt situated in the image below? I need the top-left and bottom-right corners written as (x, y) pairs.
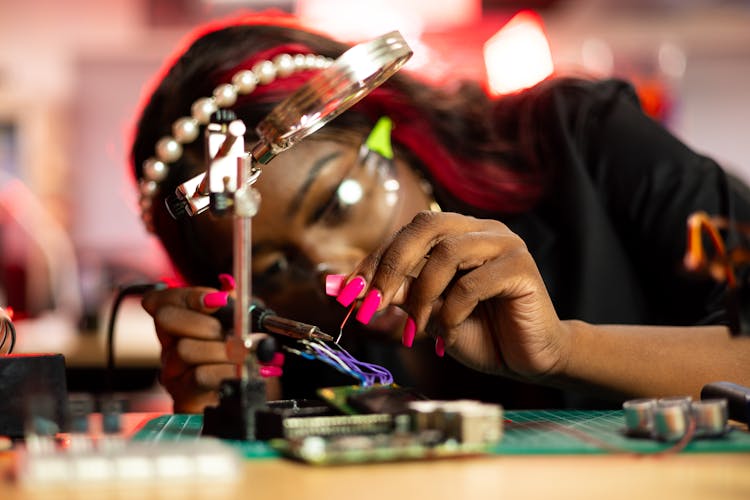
top-left (284, 78), bottom-right (750, 409)
top-left (406, 78), bottom-right (750, 408)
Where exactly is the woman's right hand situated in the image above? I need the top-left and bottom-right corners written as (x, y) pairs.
top-left (141, 286), bottom-right (237, 413)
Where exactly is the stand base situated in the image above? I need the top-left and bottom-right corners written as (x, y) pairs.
top-left (203, 377), bottom-right (267, 441)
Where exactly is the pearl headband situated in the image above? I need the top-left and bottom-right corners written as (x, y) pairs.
top-left (138, 52), bottom-right (334, 233)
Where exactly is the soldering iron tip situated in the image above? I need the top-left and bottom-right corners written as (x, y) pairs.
top-left (312, 329), bottom-right (335, 342)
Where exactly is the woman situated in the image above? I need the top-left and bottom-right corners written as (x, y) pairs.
top-left (131, 12), bottom-right (750, 413)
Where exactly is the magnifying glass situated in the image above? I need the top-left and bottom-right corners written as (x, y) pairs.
top-left (251, 30), bottom-right (412, 164)
top-left (172, 31), bottom-right (412, 217)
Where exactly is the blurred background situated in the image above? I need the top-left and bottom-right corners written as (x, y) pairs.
top-left (1, 0), bottom-right (749, 401)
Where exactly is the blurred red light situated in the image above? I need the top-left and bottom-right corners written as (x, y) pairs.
top-left (484, 10), bottom-right (554, 95)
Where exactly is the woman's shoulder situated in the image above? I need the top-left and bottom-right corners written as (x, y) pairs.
top-left (492, 76), bottom-right (644, 137)
top-left (531, 76), bottom-right (639, 105)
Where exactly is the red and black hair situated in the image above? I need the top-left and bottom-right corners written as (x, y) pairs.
top-left (130, 10), bottom-right (554, 285)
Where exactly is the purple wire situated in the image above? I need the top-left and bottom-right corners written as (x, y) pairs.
top-left (335, 348), bottom-right (393, 386)
top-left (305, 340), bottom-right (393, 386)
top-left (307, 341), bottom-right (367, 384)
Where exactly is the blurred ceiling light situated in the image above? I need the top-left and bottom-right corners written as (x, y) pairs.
top-left (295, 0), bottom-right (480, 42)
top-left (484, 10), bottom-right (554, 95)
top-left (295, 0), bottom-right (422, 42)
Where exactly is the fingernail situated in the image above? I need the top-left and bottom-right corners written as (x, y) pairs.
top-left (325, 274), bottom-right (346, 296)
top-left (218, 273), bottom-right (235, 291)
top-left (435, 336), bottom-right (445, 357)
top-left (336, 276), bottom-right (366, 307)
top-left (160, 276), bottom-right (186, 288)
top-left (402, 316), bottom-right (416, 348)
top-left (203, 291), bottom-right (229, 308)
top-left (355, 289), bottom-right (382, 324)
top-left (259, 366), bottom-right (283, 378)
top-left (266, 352), bottom-right (285, 367)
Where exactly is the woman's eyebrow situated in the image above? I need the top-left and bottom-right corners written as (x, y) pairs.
top-left (286, 150), bottom-right (342, 217)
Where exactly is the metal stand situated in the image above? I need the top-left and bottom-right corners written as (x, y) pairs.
top-left (203, 151), bottom-right (267, 441)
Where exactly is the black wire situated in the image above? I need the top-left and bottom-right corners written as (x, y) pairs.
top-left (0, 309), bottom-right (15, 354)
top-left (105, 282), bottom-right (167, 394)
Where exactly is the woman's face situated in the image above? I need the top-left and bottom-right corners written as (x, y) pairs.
top-left (207, 133), bottom-right (432, 335)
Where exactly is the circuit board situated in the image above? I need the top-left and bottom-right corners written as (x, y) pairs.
top-left (132, 409), bottom-right (750, 457)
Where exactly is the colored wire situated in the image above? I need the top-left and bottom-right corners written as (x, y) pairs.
top-left (336, 302), bottom-right (356, 344)
top-left (286, 337), bottom-right (394, 386)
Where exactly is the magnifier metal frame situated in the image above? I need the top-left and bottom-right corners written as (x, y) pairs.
top-left (251, 31), bottom-right (412, 164)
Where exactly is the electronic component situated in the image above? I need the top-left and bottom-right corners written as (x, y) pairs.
top-left (255, 399), bottom-right (338, 440)
top-left (701, 381), bottom-right (750, 424)
top-left (317, 384), bottom-right (427, 415)
top-left (623, 396), bottom-right (730, 441)
top-left (16, 438), bottom-right (241, 486)
top-left (275, 399), bottom-right (504, 465)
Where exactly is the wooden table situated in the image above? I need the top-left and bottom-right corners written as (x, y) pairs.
top-left (1, 413), bottom-right (749, 500)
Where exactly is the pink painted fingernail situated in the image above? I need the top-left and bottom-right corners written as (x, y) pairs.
top-left (402, 316), bottom-right (416, 348)
top-left (356, 289), bottom-right (382, 324)
top-left (218, 273), bottom-right (235, 291)
top-left (435, 336), bottom-right (445, 357)
top-left (325, 274), bottom-right (346, 296)
top-left (259, 366), bottom-right (283, 378)
top-left (336, 276), bottom-right (366, 307)
top-left (203, 291), bottom-right (229, 308)
top-left (266, 352), bottom-right (285, 367)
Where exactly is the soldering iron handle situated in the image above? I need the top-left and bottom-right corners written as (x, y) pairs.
top-left (212, 297), bottom-right (275, 333)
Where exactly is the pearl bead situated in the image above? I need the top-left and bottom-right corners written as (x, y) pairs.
top-left (140, 179), bottom-right (158, 196)
top-left (304, 54), bottom-right (318, 69)
top-left (191, 97), bottom-right (218, 125)
top-left (293, 54), bottom-right (307, 69)
top-left (141, 53), bottom-right (329, 231)
top-left (274, 53), bottom-right (295, 77)
top-left (232, 70), bottom-right (258, 94)
top-left (143, 158), bottom-right (169, 182)
top-left (156, 137), bottom-right (182, 163)
top-left (139, 195), bottom-right (153, 210)
top-left (213, 83), bottom-right (238, 108)
top-left (172, 117), bottom-right (199, 143)
top-left (252, 60), bottom-right (276, 85)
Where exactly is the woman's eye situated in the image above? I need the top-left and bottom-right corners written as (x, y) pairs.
top-left (314, 173), bottom-right (369, 226)
top-left (320, 195), bottom-right (354, 225)
top-left (253, 255), bottom-right (288, 282)
top-left (310, 190), bottom-right (354, 227)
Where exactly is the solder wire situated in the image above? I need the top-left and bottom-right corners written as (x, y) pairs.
top-left (335, 302), bottom-right (356, 344)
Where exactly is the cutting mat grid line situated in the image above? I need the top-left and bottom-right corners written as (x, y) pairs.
top-left (132, 410), bottom-right (750, 457)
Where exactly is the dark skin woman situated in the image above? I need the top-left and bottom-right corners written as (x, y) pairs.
top-left (130, 12), bottom-right (750, 413)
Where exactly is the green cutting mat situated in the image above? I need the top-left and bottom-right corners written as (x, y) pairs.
top-left (132, 410), bottom-right (750, 457)
top-left (496, 409), bottom-right (750, 454)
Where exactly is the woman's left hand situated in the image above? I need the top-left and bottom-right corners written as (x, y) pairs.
top-left (343, 211), bottom-right (572, 381)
